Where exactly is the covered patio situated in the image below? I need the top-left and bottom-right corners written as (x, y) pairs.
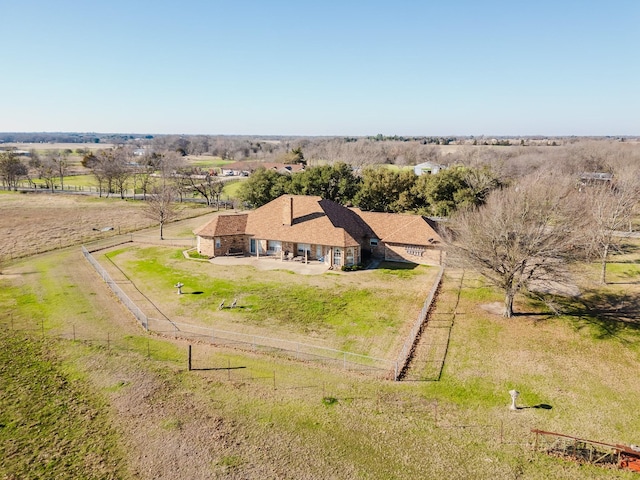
top-left (208, 254), bottom-right (331, 275)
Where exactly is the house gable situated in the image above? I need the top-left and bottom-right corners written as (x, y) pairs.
top-left (245, 195), bottom-right (367, 247)
top-left (194, 214), bottom-right (248, 238)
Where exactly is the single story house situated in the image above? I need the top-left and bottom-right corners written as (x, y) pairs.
top-left (222, 161), bottom-right (305, 176)
top-left (413, 162), bottom-right (445, 176)
top-left (194, 195), bottom-right (444, 268)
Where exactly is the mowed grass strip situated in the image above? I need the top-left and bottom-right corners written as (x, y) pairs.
top-left (104, 246), bottom-right (436, 356)
top-left (0, 333), bottom-right (126, 479)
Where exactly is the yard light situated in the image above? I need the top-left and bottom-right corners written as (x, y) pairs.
top-left (509, 389), bottom-right (520, 410)
top-left (175, 282), bottom-right (184, 295)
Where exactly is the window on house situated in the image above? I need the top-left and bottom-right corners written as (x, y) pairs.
top-left (370, 238), bottom-right (379, 247)
top-left (215, 238), bottom-right (221, 248)
top-left (297, 243), bottom-right (311, 256)
top-left (405, 245), bottom-right (425, 256)
top-left (333, 247), bottom-right (342, 265)
top-left (267, 240), bottom-right (282, 252)
top-left (346, 247), bottom-right (355, 265)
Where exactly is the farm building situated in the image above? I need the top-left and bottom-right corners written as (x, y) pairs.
top-left (413, 161), bottom-right (445, 176)
top-left (195, 195), bottom-right (444, 268)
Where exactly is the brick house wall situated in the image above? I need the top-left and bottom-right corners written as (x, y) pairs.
top-left (198, 234), bottom-right (247, 258)
top-left (384, 243), bottom-right (443, 266)
top-left (197, 236), bottom-right (215, 257)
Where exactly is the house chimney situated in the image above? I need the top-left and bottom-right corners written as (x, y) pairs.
top-left (283, 196), bottom-right (293, 226)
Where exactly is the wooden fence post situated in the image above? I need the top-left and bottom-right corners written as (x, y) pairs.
top-left (188, 345), bottom-right (192, 371)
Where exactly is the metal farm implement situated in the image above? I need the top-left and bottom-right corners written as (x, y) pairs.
top-left (531, 429), bottom-right (640, 473)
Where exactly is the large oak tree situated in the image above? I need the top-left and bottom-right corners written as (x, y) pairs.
top-left (447, 175), bottom-right (585, 317)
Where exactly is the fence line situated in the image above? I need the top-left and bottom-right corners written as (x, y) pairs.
top-left (81, 246), bottom-right (399, 379)
top-left (82, 246), bottom-right (149, 331)
top-left (395, 266), bottom-right (444, 379)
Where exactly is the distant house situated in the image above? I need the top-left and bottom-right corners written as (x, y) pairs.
top-left (195, 195), bottom-right (444, 267)
top-left (222, 162), bottom-right (305, 176)
top-left (413, 162), bottom-right (445, 176)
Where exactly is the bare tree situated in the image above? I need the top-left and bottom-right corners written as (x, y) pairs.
top-left (52, 150), bottom-right (70, 191)
top-left (181, 168), bottom-right (225, 207)
top-left (111, 149), bottom-right (132, 199)
top-left (583, 173), bottom-right (639, 284)
top-left (447, 175), bottom-right (585, 318)
top-left (132, 161), bottom-right (155, 200)
top-left (0, 149), bottom-right (27, 190)
top-left (143, 185), bottom-right (179, 240)
top-left (31, 152), bottom-right (57, 192)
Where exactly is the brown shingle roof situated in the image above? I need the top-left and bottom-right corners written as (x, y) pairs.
top-left (194, 214), bottom-right (248, 237)
top-left (245, 195), bottom-right (369, 247)
top-left (352, 209), bottom-right (442, 246)
top-left (194, 196), bottom-right (442, 249)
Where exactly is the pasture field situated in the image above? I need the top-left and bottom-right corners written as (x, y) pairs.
top-left (0, 193), bottom-right (639, 479)
top-left (0, 191), bottom-right (215, 261)
top-left (184, 154), bottom-right (234, 169)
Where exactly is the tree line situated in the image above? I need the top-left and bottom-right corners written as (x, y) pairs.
top-left (236, 163), bottom-right (502, 217)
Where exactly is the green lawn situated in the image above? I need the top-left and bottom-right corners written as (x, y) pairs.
top-left (222, 179), bottom-right (244, 199)
top-left (1, 228), bottom-right (639, 478)
top-left (0, 333), bottom-right (127, 479)
top-left (103, 246), bottom-right (436, 357)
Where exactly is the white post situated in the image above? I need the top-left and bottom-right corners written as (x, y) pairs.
top-left (509, 390), bottom-right (520, 410)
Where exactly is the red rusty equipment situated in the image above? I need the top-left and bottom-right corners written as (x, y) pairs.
top-left (531, 429), bottom-right (640, 473)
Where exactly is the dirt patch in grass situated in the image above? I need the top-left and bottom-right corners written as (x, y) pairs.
top-left (481, 301), bottom-right (505, 316)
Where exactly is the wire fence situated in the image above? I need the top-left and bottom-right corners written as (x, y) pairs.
top-left (2, 316), bottom-right (543, 451)
top-left (82, 245), bottom-right (150, 330)
top-left (81, 244), bottom-right (399, 379)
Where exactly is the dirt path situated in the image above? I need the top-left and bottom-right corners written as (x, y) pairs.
top-left (403, 270), bottom-right (462, 381)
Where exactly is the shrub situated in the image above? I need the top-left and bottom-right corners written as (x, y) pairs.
top-left (341, 264), bottom-right (364, 272)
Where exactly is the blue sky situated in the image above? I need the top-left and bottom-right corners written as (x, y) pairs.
top-left (1, 0), bottom-right (638, 136)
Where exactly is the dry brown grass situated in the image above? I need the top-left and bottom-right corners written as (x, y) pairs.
top-left (0, 192), bottom-right (211, 262)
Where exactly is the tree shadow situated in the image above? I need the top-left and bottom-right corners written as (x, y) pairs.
top-left (533, 289), bottom-right (640, 341)
top-left (521, 403), bottom-right (553, 410)
top-left (611, 241), bottom-right (639, 256)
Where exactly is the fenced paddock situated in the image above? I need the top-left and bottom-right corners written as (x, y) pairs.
top-left (82, 244), bottom-right (401, 379)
